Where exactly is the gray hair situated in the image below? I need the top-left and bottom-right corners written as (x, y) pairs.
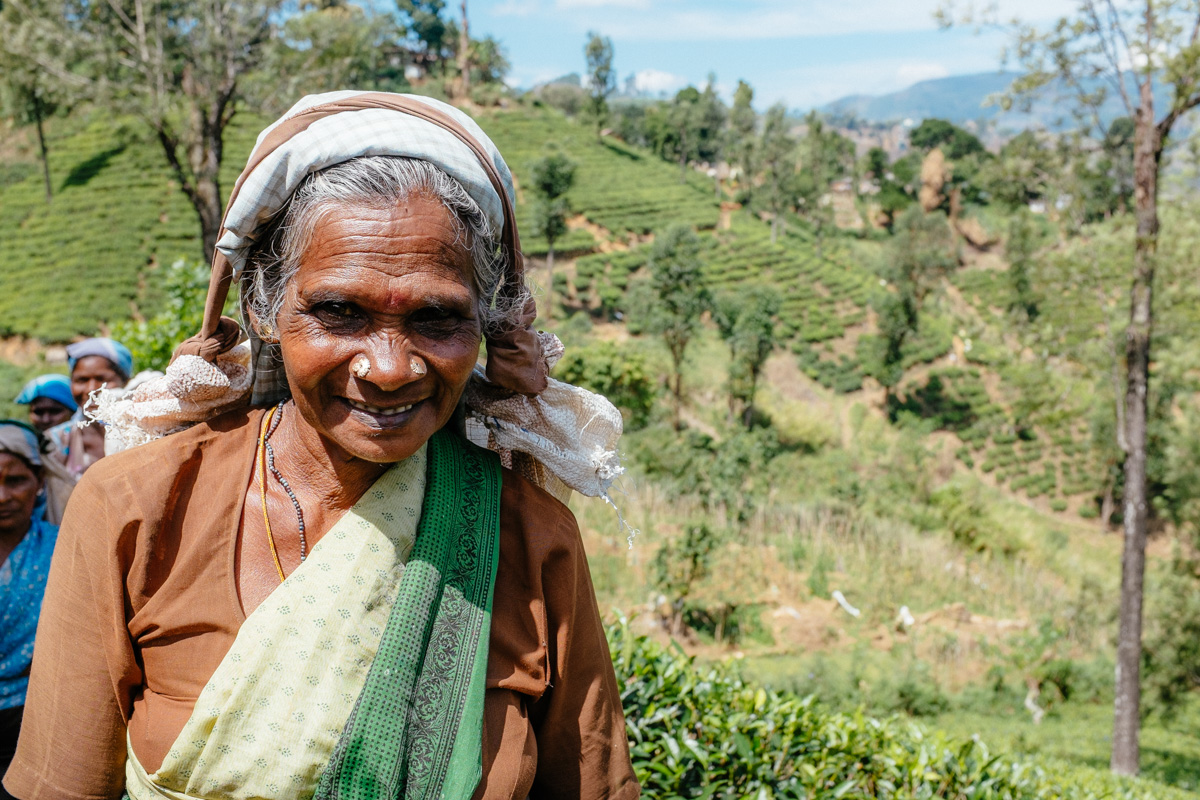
top-left (241, 155), bottom-right (526, 337)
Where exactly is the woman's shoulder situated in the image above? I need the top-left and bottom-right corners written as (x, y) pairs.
top-left (74, 406), bottom-right (264, 510)
top-left (497, 464), bottom-right (584, 564)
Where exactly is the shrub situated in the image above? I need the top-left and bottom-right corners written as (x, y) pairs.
top-left (609, 620), bottom-right (1175, 799)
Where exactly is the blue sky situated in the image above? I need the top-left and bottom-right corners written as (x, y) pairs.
top-left (469, 0), bottom-right (1078, 110)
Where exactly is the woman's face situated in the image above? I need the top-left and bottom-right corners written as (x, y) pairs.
top-left (0, 453), bottom-right (41, 535)
top-left (29, 398), bottom-right (73, 431)
top-left (274, 194), bottom-right (483, 465)
top-left (71, 356), bottom-right (126, 407)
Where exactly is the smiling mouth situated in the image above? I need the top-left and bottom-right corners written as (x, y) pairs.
top-left (347, 399), bottom-right (415, 415)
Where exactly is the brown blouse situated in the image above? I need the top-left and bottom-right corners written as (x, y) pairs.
top-left (3, 408), bottom-right (638, 800)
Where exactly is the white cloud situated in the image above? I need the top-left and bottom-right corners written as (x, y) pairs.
top-left (539, 0), bottom-right (1079, 41)
top-left (632, 68), bottom-right (686, 94)
top-left (556, 0), bottom-right (649, 7)
top-left (492, 0), bottom-right (541, 16)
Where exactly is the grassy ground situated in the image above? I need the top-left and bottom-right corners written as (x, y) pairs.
top-left (931, 700), bottom-right (1200, 794)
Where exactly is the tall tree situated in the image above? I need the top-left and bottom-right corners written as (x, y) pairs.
top-left (0, 70), bottom-right (58, 203)
top-left (714, 287), bottom-right (779, 427)
top-left (458, 0), bottom-right (470, 99)
top-left (0, 7), bottom-right (74, 204)
top-left (666, 86), bottom-right (702, 184)
top-left (398, 0), bottom-right (452, 76)
top-left (798, 112), bottom-right (854, 254)
top-left (941, 0), bottom-right (1200, 774)
top-left (528, 151), bottom-right (576, 316)
top-left (273, 4), bottom-right (407, 97)
top-left (644, 225), bottom-right (710, 430)
top-left (1006, 209), bottom-right (1041, 322)
top-left (872, 206), bottom-right (956, 397)
top-left (583, 31), bottom-right (615, 139)
top-left (758, 103), bottom-right (798, 244)
top-left (697, 74), bottom-right (727, 197)
top-left (0, 0), bottom-right (280, 263)
top-left (727, 79), bottom-right (757, 200)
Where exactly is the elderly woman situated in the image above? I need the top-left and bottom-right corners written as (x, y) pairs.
top-left (13, 377), bottom-right (77, 434)
top-left (4, 93), bottom-right (635, 800)
top-left (45, 338), bottom-right (132, 477)
top-left (0, 422), bottom-right (73, 800)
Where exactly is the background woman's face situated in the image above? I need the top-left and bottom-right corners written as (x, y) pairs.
top-left (29, 397), bottom-right (73, 431)
top-left (274, 194), bottom-right (482, 465)
top-left (0, 453), bottom-right (41, 535)
top-left (71, 356), bottom-right (126, 407)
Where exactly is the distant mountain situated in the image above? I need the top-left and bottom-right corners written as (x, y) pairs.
top-left (821, 72), bottom-right (1019, 125)
top-left (819, 71), bottom-right (1138, 131)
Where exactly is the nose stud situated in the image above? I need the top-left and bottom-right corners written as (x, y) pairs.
top-left (410, 356), bottom-right (427, 376)
top-left (351, 355), bottom-right (371, 378)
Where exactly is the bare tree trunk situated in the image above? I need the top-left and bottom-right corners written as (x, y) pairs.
top-left (545, 243), bottom-right (555, 321)
top-left (1111, 80), bottom-right (1161, 778)
top-left (1101, 482), bottom-right (1115, 528)
top-left (458, 0), bottom-right (470, 101)
top-left (32, 94), bottom-right (52, 203)
top-left (156, 73), bottom-right (232, 266)
top-left (671, 351), bottom-right (684, 431)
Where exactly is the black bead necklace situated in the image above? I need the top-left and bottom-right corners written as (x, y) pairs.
top-left (264, 401), bottom-right (307, 563)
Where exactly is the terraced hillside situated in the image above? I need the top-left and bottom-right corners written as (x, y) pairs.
top-left (479, 108), bottom-right (720, 245)
top-left (0, 115), bottom-right (263, 341)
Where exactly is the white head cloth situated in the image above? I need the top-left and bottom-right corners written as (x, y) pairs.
top-left (216, 91), bottom-right (512, 279)
top-left (92, 92), bottom-right (625, 505)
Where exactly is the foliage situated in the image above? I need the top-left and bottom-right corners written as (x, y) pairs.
top-left (553, 341), bottom-right (656, 428)
top-left (527, 149), bottom-right (576, 289)
top-left (1006, 209), bottom-right (1042, 321)
top-left (757, 103), bottom-right (799, 244)
top-left (909, 118), bottom-right (984, 160)
top-left (273, 5), bottom-right (409, 95)
top-left (0, 0), bottom-right (284, 262)
top-left (870, 207), bottom-right (957, 390)
top-left (397, 0), bottom-right (454, 74)
top-left (611, 619), bottom-right (1179, 799)
top-left (726, 80), bottom-right (757, 195)
top-left (713, 286), bottom-right (780, 426)
top-left (638, 225), bottom-right (711, 429)
top-left (583, 31), bottom-right (615, 137)
top-left (109, 259), bottom-right (211, 372)
top-left (651, 523), bottom-right (719, 634)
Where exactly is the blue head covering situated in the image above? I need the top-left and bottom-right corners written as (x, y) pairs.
top-left (14, 374), bottom-right (77, 412)
top-left (0, 420), bottom-right (59, 710)
top-left (66, 338), bottom-right (133, 382)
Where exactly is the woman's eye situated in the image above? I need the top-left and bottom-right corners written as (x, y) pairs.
top-left (313, 302), bottom-right (361, 324)
top-left (413, 308), bottom-right (466, 333)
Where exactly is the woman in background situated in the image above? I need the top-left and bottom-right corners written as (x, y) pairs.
top-left (0, 422), bottom-right (72, 800)
top-left (45, 338), bottom-right (131, 477)
top-left (13, 377), bottom-right (76, 433)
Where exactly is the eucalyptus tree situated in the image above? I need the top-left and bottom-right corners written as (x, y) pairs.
top-left (941, 0), bottom-right (1200, 774)
top-left (584, 31), bottom-right (615, 139)
top-left (0, 0), bottom-right (282, 263)
top-left (528, 151), bottom-right (576, 315)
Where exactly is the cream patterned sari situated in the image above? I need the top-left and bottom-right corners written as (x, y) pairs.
top-left (126, 446), bottom-right (427, 799)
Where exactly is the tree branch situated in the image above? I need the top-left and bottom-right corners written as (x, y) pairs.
top-left (1097, 0), bottom-right (1136, 115)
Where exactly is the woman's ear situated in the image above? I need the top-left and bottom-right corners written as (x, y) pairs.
top-left (247, 309), bottom-right (277, 343)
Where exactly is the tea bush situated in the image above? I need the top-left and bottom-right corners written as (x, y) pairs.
top-left (610, 621), bottom-right (1191, 799)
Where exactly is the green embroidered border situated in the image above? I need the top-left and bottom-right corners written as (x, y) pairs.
top-left (314, 429), bottom-right (502, 800)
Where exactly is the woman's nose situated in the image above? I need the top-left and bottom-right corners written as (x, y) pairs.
top-left (358, 339), bottom-right (421, 391)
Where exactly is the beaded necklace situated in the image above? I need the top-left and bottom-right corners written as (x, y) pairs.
top-left (256, 401), bottom-right (307, 582)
